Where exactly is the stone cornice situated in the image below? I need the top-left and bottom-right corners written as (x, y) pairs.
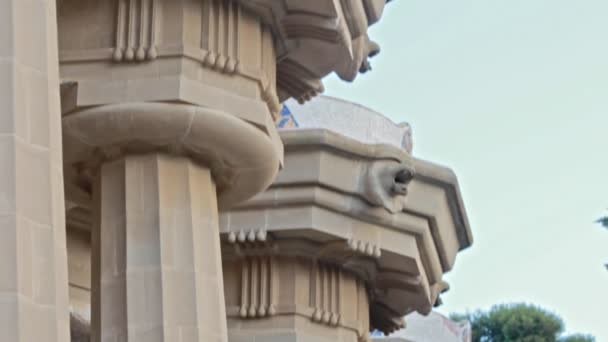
top-left (221, 128), bottom-right (473, 335)
top-left (278, 128), bottom-right (472, 253)
top-left (236, 0), bottom-right (392, 103)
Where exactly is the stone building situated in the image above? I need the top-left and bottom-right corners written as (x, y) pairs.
top-left (1, 1), bottom-right (472, 341)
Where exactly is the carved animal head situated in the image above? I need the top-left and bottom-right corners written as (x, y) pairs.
top-left (363, 161), bottom-right (416, 214)
top-left (392, 168), bottom-right (415, 196)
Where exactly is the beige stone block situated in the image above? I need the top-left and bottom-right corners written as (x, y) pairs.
top-left (15, 299), bottom-right (34, 341)
top-left (99, 277), bottom-right (127, 332)
top-left (50, 166), bottom-right (67, 246)
top-left (13, 0), bottom-right (48, 73)
top-left (23, 69), bottom-right (50, 147)
top-left (0, 62), bottom-right (15, 134)
top-left (12, 64), bottom-right (28, 140)
top-left (59, 62), bottom-right (115, 82)
top-left (57, 0), bottom-right (116, 51)
top-left (276, 151), bottom-right (322, 184)
top-left (0, 1), bottom-right (70, 340)
top-left (223, 210), bottom-right (269, 232)
top-left (319, 151), bottom-right (363, 193)
top-left (267, 207), bottom-right (314, 231)
top-left (0, 215), bottom-right (18, 293)
top-left (126, 269), bottom-right (162, 327)
top-left (15, 216), bottom-right (34, 299)
top-left (32, 223), bottom-right (57, 305)
top-left (0, 1), bottom-right (13, 57)
top-left (14, 139), bottom-right (52, 225)
top-left (0, 137), bottom-right (16, 215)
top-left (162, 270), bottom-right (197, 326)
top-left (92, 154), bottom-right (228, 342)
top-left (128, 326), bottom-right (164, 342)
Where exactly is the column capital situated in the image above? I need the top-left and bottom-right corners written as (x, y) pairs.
top-left (62, 102), bottom-right (280, 208)
top-left (221, 128), bottom-right (472, 337)
top-left (58, 0), bottom-right (285, 208)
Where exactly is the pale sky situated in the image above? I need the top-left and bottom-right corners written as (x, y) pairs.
top-left (324, 0), bottom-right (608, 339)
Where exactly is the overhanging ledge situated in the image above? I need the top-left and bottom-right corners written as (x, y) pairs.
top-left (220, 128), bottom-right (473, 335)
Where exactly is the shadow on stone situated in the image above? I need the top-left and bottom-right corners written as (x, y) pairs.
top-left (70, 313), bottom-right (90, 342)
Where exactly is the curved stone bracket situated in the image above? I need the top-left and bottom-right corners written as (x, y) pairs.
top-left (62, 102), bottom-right (281, 209)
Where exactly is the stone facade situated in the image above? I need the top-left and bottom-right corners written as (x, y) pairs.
top-left (220, 98), bottom-right (472, 341)
top-left (1, 1), bottom-right (473, 342)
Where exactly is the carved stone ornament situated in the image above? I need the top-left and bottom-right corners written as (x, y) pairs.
top-left (363, 161), bottom-right (416, 214)
top-left (234, 0), bottom-right (392, 103)
top-left (220, 128), bottom-right (473, 339)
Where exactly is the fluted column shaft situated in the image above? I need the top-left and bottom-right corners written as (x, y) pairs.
top-left (0, 0), bottom-right (70, 341)
top-left (91, 154), bottom-right (227, 342)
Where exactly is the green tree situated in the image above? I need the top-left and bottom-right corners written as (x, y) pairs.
top-left (560, 334), bottom-right (595, 342)
top-left (451, 303), bottom-right (594, 342)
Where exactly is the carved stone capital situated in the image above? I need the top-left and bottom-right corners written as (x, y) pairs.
top-left (62, 102), bottom-right (281, 208)
top-left (220, 128), bottom-right (473, 337)
top-left (58, 0), bottom-right (289, 208)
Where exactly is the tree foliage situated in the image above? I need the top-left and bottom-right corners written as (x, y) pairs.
top-left (451, 303), bottom-right (594, 342)
top-left (597, 216), bottom-right (608, 229)
top-left (560, 334), bottom-right (596, 342)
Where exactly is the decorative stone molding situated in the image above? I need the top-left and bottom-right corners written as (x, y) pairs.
top-left (363, 161), bottom-right (416, 214)
top-left (227, 229), bottom-right (269, 245)
top-left (62, 102), bottom-right (280, 208)
top-left (236, 0), bottom-right (392, 103)
top-left (112, 0), bottom-right (159, 62)
top-left (58, 0), bottom-right (281, 120)
top-left (200, 0), bottom-right (241, 74)
top-left (61, 125), bottom-right (471, 340)
top-left (310, 263), bottom-right (343, 326)
top-left (220, 128), bottom-right (473, 339)
top-left (237, 256), bottom-right (278, 318)
top-left (347, 239), bottom-right (383, 259)
top-left (222, 251), bottom-right (372, 342)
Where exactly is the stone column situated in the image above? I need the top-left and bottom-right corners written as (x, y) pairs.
top-left (61, 100), bottom-right (282, 342)
top-left (58, 0), bottom-right (284, 340)
top-left (91, 154), bottom-right (226, 341)
top-left (0, 0), bottom-right (70, 341)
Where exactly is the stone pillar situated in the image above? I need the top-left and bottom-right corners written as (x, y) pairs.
top-left (91, 154), bottom-right (226, 341)
top-left (58, 0), bottom-right (284, 340)
top-left (0, 0), bottom-right (71, 341)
